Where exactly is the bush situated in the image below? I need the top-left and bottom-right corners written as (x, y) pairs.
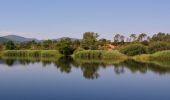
top-left (73, 47), bottom-right (85, 54)
top-left (119, 43), bottom-right (148, 56)
top-left (5, 41), bottom-right (16, 50)
top-left (150, 50), bottom-right (170, 60)
top-left (148, 42), bottom-right (170, 53)
top-left (59, 47), bottom-right (74, 56)
top-left (74, 50), bottom-right (127, 60)
top-left (41, 50), bottom-right (61, 57)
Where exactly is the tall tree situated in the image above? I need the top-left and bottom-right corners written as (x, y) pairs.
top-left (150, 32), bottom-right (170, 42)
top-left (81, 32), bottom-right (99, 50)
top-left (57, 38), bottom-right (74, 55)
top-left (137, 33), bottom-right (147, 42)
top-left (120, 35), bottom-right (125, 43)
top-left (114, 34), bottom-right (121, 43)
top-left (130, 34), bottom-right (137, 42)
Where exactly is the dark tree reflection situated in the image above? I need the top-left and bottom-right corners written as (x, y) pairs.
top-left (1, 57), bottom-right (170, 79)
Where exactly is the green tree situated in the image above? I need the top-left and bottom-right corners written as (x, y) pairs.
top-left (150, 32), bottom-right (170, 42)
top-left (137, 33), bottom-right (147, 42)
top-left (120, 35), bottom-right (125, 43)
top-left (130, 34), bottom-right (137, 42)
top-left (81, 32), bottom-right (99, 50)
top-left (5, 41), bottom-right (16, 50)
top-left (42, 40), bottom-right (53, 49)
top-left (114, 34), bottom-right (121, 43)
top-left (57, 38), bottom-right (74, 56)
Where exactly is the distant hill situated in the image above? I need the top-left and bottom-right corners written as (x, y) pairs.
top-left (1, 35), bottom-right (39, 42)
top-left (0, 35), bottom-right (80, 43)
top-left (0, 37), bottom-right (9, 42)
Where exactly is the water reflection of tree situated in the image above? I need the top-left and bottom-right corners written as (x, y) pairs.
top-left (2, 57), bottom-right (170, 79)
top-left (5, 59), bottom-right (15, 66)
top-left (54, 56), bottom-right (73, 73)
top-left (119, 60), bottom-right (170, 75)
top-left (80, 63), bottom-right (100, 80)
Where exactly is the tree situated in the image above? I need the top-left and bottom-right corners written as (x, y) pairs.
top-left (137, 33), bottom-right (147, 42)
top-left (130, 34), bottom-right (137, 42)
top-left (42, 40), bottom-right (53, 49)
top-left (120, 35), bottom-right (125, 43)
top-left (57, 38), bottom-right (74, 56)
top-left (81, 32), bottom-right (99, 50)
top-left (114, 34), bottom-right (121, 43)
top-left (5, 41), bottom-right (16, 50)
top-left (150, 32), bottom-right (170, 42)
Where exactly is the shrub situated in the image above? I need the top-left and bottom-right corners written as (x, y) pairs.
top-left (5, 41), bottom-right (16, 50)
top-left (74, 50), bottom-right (127, 60)
top-left (150, 50), bottom-right (170, 60)
top-left (148, 42), bottom-right (170, 53)
top-left (119, 43), bottom-right (148, 56)
top-left (73, 47), bottom-right (85, 54)
top-left (59, 47), bottom-right (74, 56)
top-left (41, 50), bottom-right (61, 57)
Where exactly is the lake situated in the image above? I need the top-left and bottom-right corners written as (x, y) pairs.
top-left (0, 57), bottom-right (170, 100)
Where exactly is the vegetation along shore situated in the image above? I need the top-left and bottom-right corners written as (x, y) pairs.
top-left (1, 32), bottom-right (170, 61)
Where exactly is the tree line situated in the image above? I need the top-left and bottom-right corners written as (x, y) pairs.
top-left (0, 32), bottom-right (170, 55)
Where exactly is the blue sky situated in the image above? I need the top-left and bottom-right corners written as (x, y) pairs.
top-left (0, 0), bottom-right (170, 39)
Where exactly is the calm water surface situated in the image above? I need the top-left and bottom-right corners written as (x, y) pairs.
top-left (0, 57), bottom-right (170, 100)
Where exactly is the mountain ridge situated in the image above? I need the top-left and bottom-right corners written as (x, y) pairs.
top-left (0, 35), bottom-right (80, 43)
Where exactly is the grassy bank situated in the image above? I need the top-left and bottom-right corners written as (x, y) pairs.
top-left (73, 50), bottom-right (127, 60)
top-left (133, 50), bottom-right (170, 61)
top-left (2, 50), bottom-right (170, 62)
top-left (1, 50), bottom-right (62, 58)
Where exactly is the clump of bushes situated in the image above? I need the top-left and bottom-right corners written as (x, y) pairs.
top-left (150, 50), bottom-right (170, 60)
top-left (119, 43), bottom-right (148, 56)
top-left (74, 50), bottom-right (127, 60)
top-left (73, 47), bottom-right (85, 54)
top-left (148, 42), bottom-right (170, 53)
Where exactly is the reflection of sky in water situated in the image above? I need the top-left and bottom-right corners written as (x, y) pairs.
top-left (0, 60), bottom-right (170, 100)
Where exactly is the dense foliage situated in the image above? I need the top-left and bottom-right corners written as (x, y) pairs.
top-left (74, 50), bottom-right (127, 59)
top-left (119, 44), bottom-right (148, 56)
top-left (81, 32), bottom-right (99, 50)
top-left (0, 32), bottom-right (170, 57)
top-left (5, 41), bottom-right (16, 50)
top-left (148, 42), bottom-right (170, 53)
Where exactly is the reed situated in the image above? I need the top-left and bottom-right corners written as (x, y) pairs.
top-left (133, 50), bottom-right (170, 61)
top-left (1, 50), bottom-right (62, 58)
top-left (73, 50), bottom-right (127, 60)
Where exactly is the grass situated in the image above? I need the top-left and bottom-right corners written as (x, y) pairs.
top-left (133, 50), bottom-right (170, 61)
top-left (1, 50), bottom-right (62, 58)
top-left (73, 50), bottom-right (127, 60)
top-left (150, 50), bottom-right (170, 60)
top-left (2, 50), bottom-right (170, 62)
